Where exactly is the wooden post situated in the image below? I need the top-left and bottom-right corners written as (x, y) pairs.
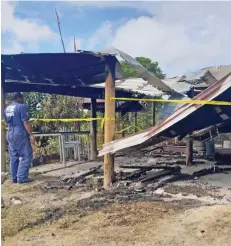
top-left (134, 112), bottom-right (138, 133)
top-left (104, 66), bottom-right (115, 187)
top-left (90, 98), bottom-right (97, 160)
top-left (100, 113), bottom-right (104, 149)
top-left (186, 139), bottom-right (193, 165)
top-left (1, 77), bottom-right (6, 172)
top-left (152, 101), bottom-right (156, 126)
top-left (121, 112), bottom-right (125, 138)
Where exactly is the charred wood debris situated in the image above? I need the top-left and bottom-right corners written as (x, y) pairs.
top-left (42, 152), bottom-right (231, 192)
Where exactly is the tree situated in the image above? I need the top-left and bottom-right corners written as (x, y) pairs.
top-left (22, 92), bottom-right (45, 117)
top-left (5, 92), bottom-right (45, 118)
top-left (119, 57), bottom-right (165, 132)
top-left (37, 94), bottom-right (84, 132)
top-left (31, 94), bottom-right (85, 157)
top-left (121, 57), bottom-right (165, 79)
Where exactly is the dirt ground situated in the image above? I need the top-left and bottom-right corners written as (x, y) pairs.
top-left (2, 156), bottom-right (231, 246)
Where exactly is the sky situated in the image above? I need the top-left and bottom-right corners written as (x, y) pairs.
top-left (1, 1), bottom-right (231, 77)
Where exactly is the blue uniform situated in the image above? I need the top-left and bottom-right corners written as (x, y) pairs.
top-left (4, 102), bottom-right (33, 183)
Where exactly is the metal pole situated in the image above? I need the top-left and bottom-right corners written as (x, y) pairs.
top-left (1, 86), bottom-right (6, 172)
top-left (55, 9), bottom-right (66, 53)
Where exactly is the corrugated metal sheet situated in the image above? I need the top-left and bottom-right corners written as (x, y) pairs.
top-left (98, 73), bottom-right (231, 156)
top-left (100, 47), bottom-right (176, 94)
top-left (99, 47), bottom-right (231, 97)
top-left (180, 70), bottom-right (217, 85)
top-left (157, 66), bottom-right (231, 121)
top-left (205, 65), bottom-right (231, 81)
top-left (1, 52), bottom-right (120, 86)
top-left (91, 78), bottom-right (164, 97)
top-left (162, 77), bottom-right (192, 94)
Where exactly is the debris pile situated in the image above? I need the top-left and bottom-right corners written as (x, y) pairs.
top-left (117, 164), bottom-right (231, 192)
top-left (42, 165), bottom-right (102, 190)
top-left (41, 156), bottom-right (231, 193)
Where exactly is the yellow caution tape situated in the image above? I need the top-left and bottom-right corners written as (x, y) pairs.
top-left (100, 118), bottom-right (105, 129)
top-left (109, 97), bottom-right (231, 106)
top-left (29, 117), bottom-right (103, 122)
top-left (2, 97), bottom-right (230, 132)
top-left (1, 117), bottom-right (116, 130)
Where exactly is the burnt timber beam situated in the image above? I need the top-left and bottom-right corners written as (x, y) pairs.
top-left (90, 98), bottom-right (97, 160)
top-left (140, 169), bottom-right (174, 183)
top-left (186, 139), bottom-right (193, 165)
top-left (119, 165), bottom-right (181, 171)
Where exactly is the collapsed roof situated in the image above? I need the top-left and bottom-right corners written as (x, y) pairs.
top-left (98, 73), bottom-right (231, 156)
top-left (1, 52), bottom-right (126, 99)
top-left (1, 50), bottom-right (175, 99)
top-left (3, 49), bottom-right (230, 100)
top-left (1, 52), bottom-right (121, 85)
top-left (97, 47), bottom-right (231, 97)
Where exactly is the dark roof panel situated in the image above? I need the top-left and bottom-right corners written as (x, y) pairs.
top-left (1, 52), bottom-right (118, 87)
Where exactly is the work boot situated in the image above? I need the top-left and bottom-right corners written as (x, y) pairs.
top-left (17, 178), bottom-right (33, 184)
top-left (12, 179), bottom-right (17, 184)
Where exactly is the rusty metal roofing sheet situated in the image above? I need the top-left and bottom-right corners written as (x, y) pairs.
top-left (98, 73), bottom-right (231, 156)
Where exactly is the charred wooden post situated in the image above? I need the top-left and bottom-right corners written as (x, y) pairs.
top-left (121, 112), bottom-right (125, 137)
top-left (186, 139), bottom-right (193, 165)
top-left (101, 113), bottom-right (105, 149)
top-left (90, 98), bottom-right (97, 160)
top-left (1, 68), bottom-right (6, 172)
top-left (104, 60), bottom-right (116, 187)
top-left (134, 112), bottom-right (138, 133)
top-left (152, 101), bottom-right (156, 126)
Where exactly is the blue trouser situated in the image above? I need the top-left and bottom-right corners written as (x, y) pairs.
top-left (7, 131), bottom-right (33, 183)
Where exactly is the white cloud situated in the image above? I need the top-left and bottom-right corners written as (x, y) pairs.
top-left (1, 40), bottom-right (24, 54)
top-left (87, 21), bottom-right (113, 50)
top-left (68, 1), bottom-right (140, 9)
top-left (1, 2), bottom-right (56, 53)
top-left (87, 2), bottom-right (231, 76)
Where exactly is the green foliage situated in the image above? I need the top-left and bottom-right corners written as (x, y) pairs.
top-left (32, 138), bottom-right (59, 158)
top-left (5, 92), bottom-right (44, 117)
top-left (36, 94), bottom-right (85, 132)
top-left (22, 92), bottom-right (45, 117)
top-left (119, 56), bottom-right (165, 131)
top-left (121, 62), bottom-right (138, 78)
top-left (121, 56), bottom-right (165, 79)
